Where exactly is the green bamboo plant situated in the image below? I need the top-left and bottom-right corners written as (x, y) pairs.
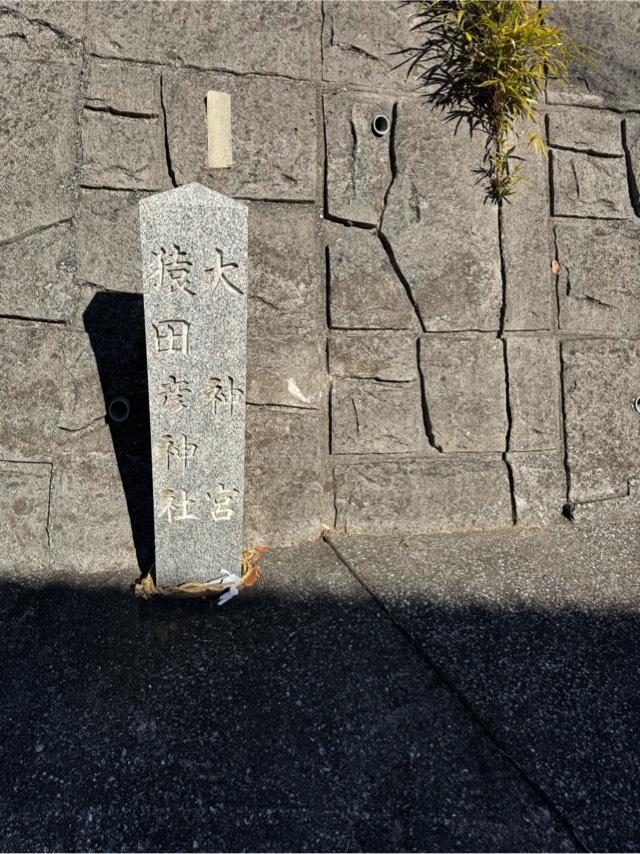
top-left (403, 0), bottom-right (590, 201)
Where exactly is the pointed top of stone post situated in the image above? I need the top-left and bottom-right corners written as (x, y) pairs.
top-left (140, 182), bottom-right (249, 587)
top-left (140, 182), bottom-right (248, 211)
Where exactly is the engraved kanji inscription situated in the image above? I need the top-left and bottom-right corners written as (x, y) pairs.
top-left (208, 375), bottom-right (244, 417)
top-left (140, 184), bottom-right (248, 586)
top-left (205, 248), bottom-right (242, 295)
top-left (158, 488), bottom-right (198, 523)
top-left (152, 244), bottom-right (194, 295)
top-left (159, 375), bottom-right (192, 413)
top-left (153, 320), bottom-right (190, 354)
top-left (162, 433), bottom-right (198, 473)
top-left (206, 483), bottom-right (239, 521)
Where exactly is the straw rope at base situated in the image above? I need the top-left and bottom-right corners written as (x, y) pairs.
top-left (134, 546), bottom-right (268, 602)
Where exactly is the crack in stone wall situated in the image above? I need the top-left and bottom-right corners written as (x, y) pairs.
top-left (1, 0), bottom-right (639, 570)
top-left (160, 73), bottom-right (178, 189)
top-left (323, 1), bottom-right (640, 537)
top-left (496, 203), bottom-right (518, 523)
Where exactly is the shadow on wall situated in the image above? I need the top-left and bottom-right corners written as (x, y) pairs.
top-left (397, 2), bottom-right (485, 134)
top-left (83, 292), bottom-right (155, 573)
top-left (1, 575), bottom-right (639, 851)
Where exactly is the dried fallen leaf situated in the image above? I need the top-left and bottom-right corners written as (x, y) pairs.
top-left (242, 566), bottom-right (261, 587)
top-left (242, 544), bottom-right (270, 575)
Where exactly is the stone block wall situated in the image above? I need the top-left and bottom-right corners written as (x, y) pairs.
top-left (1, 0), bottom-right (639, 576)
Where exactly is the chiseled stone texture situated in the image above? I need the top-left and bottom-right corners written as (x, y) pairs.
top-left (334, 459), bottom-right (513, 534)
top-left (331, 378), bottom-right (427, 455)
top-left (572, 479), bottom-right (640, 524)
top-left (329, 332), bottom-right (417, 382)
top-left (57, 330), bottom-right (107, 436)
top-left (76, 189), bottom-right (146, 293)
top-left (0, 322), bottom-right (66, 461)
top-left (81, 110), bottom-right (165, 192)
top-left (419, 337), bottom-right (507, 453)
top-left (247, 333), bottom-right (325, 410)
top-left (59, 326), bottom-right (150, 458)
top-left (55, 323), bottom-right (155, 571)
top-left (324, 92), bottom-right (395, 225)
top-left (3, 0), bottom-right (640, 563)
top-left (163, 68), bottom-right (316, 201)
top-left (85, 58), bottom-right (160, 116)
top-left (87, 1), bottom-right (321, 79)
top-left (0, 2), bottom-right (85, 62)
top-left (381, 101), bottom-right (502, 331)
top-left (548, 1), bottom-right (640, 111)
top-left (562, 339), bottom-right (640, 506)
top-left (565, 468), bottom-right (640, 512)
top-left (0, 461), bottom-right (51, 573)
top-left (244, 407), bottom-right (323, 546)
top-left (620, 115), bottom-right (640, 210)
top-left (0, 60), bottom-right (80, 241)
top-left (550, 150), bottom-right (630, 219)
top-left (501, 145), bottom-right (552, 331)
top-left (0, 221), bottom-right (73, 322)
top-left (322, 0), bottom-right (415, 92)
top-left (141, 184), bottom-right (248, 586)
top-left (555, 220), bottom-right (640, 336)
top-left (247, 203), bottom-right (322, 334)
top-left (327, 225), bottom-right (418, 330)
top-left (547, 109), bottom-right (623, 156)
top-left (50, 453), bottom-right (139, 573)
top-left (508, 452), bottom-right (566, 526)
top-left (507, 338), bottom-right (559, 452)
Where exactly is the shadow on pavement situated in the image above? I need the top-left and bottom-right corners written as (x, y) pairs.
top-left (1, 534), bottom-right (639, 852)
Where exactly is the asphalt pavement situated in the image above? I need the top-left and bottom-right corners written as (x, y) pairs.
top-left (2, 523), bottom-right (640, 851)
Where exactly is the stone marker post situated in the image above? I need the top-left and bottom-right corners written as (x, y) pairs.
top-left (140, 183), bottom-right (248, 587)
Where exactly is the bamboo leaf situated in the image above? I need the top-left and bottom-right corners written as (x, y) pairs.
top-left (403, 0), bottom-right (593, 202)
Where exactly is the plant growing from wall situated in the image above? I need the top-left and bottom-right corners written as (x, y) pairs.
top-left (403, 0), bottom-right (589, 201)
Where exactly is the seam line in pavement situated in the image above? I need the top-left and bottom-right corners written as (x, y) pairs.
top-left (325, 535), bottom-right (590, 854)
